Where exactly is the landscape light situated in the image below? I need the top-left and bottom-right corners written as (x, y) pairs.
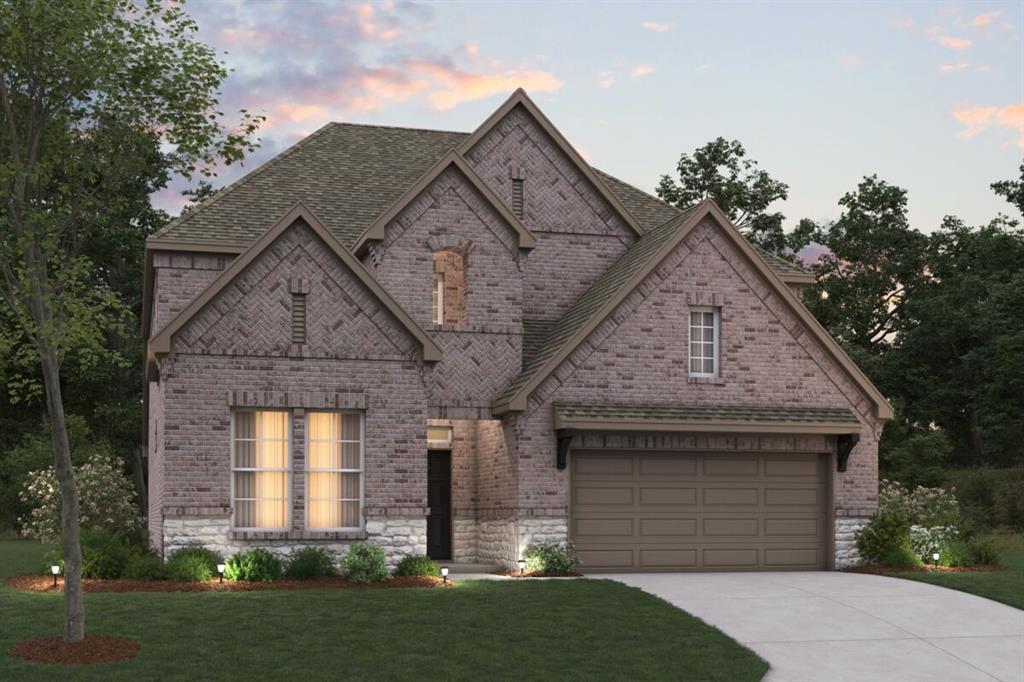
top-left (932, 552), bottom-right (940, 564)
top-left (217, 563), bottom-right (226, 584)
top-left (50, 564), bottom-right (60, 588)
top-left (517, 558), bottom-right (526, 576)
top-left (441, 566), bottom-right (449, 584)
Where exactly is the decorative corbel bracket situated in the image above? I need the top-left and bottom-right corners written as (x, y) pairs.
top-left (555, 428), bottom-right (576, 470)
top-left (836, 433), bottom-right (860, 472)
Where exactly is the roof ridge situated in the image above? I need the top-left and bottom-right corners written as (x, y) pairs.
top-left (331, 121), bottom-right (470, 136)
top-left (593, 168), bottom-right (683, 216)
top-left (150, 122), bottom-right (340, 240)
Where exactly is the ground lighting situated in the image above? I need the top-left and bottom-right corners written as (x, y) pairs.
top-left (441, 566), bottom-right (449, 584)
top-left (217, 563), bottom-right (226, 583)
top-left (517, 558), bottom-right (526, 576)
top-left (50, 564), bottom-right (60, 588)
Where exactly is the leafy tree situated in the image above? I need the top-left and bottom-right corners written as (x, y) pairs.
top-left (0, 0), bottom-right (261, 641)
top-left (877, 410), bottom-right (953, 488)
top-left (800, 176), bottom-right (928, 358)
top-left (991, 161), bottom-right (1024, 215)
top-left (656, 137), bottom-right (807, 254)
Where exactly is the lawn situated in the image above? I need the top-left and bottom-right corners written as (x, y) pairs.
top-left (0, 541), bottom-right (768, 681)
top-left (886, 533), bottom-right (1024, 610)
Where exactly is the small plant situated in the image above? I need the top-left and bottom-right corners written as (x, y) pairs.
top-left (225, 548), bottom-right (283, 582)
top-left (855, 509), bottom-right (911, 563)
top-left (522, 541), bottom-right (579, 574)
top-left (47, 528), bottom-right (136, 579)
top-left (967, 535), bottom-right (1001, 565)
top-left (339, 542), bottom-right (389, 583)
top-left (939, 541), bottom-right (974, 568)
top-left (166, 545), bottom-right (224, 582)
top-left (123, 552), bottom-right (167, 581)
top-left (284, 546), bottom-right (337, 579)
top-left (394, 554), bottom-right (440, 577)
top-left (880, 545), bottom-right (923, 570)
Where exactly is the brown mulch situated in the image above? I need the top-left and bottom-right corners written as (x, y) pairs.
top-left (10, 635), bottom-right (140, 666)
top-left (5, 574), bottom-right (448, 593)
top-left (846, 563), bottom-right (1007, 575)
top-left (492, 570), bottom-right (582, 578)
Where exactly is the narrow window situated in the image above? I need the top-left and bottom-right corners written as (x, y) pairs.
top-left (432, 249), bottom-right (467, 325)
top-left (689, 307), bottom-right (720, 378)
top-left (307, 412), bottom-right (363, 530)
top-left (432, 272), bottom-right (445, 325)
top-left (512, 178), bottom-right (524, 219)
top-left (291, 293), bottom-right (307, 345)
top-left (232, 410), bottom-right (290, 529)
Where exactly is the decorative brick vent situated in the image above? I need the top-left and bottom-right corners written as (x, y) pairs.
top-left (512, 178), bottom-right (524, 219)
top-left (291, 293), bottom-right (307, 345)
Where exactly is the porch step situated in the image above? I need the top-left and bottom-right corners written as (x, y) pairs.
top-left (441, 563), bottom-right (501, 574)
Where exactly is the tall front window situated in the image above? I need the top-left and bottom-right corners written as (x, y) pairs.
top-left (689, 307), bottom-right (720, 377)
top-left (432, 273), bottom-right (445, 325)
top-left (233, 410), bottom-right (290, 529)
top-left (307, 412), bottom-right (363, 530)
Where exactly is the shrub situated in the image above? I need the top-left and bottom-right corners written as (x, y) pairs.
top-left (880, 545), bottom-right (923, 570)
top-left (284, 547), bottom-right (337, 580)
top-left (856, 509), bottom-right (911, 563)
top-left (225, 548), bottom-right (282, 582)
top-left (967, 535), bottom-right (1002, 565)
top-left (939, 541), bottom-right (974, 568)
top-left (909, 525), bottom-right (958, 560)
top-left (394, 555), bottom-right (440, 577)
top-left (123, 552), bottom-right (166, 581)
top-left (523, 541), bottom-right (580, 574)
top-left (18, 453), bottom-right (143, 543)
top-left (339, 542), bottom-right (389, 583)
top-left (945, 468), bottom-right (1024, 531)
top-left (878, 479), bottom-right (961, 529)
top-left (40, 528), bottom-right (140, 579)
top-left (993, 475), bottom-right (1024, 530)
top-left (166, 545), bottom-right (223, 582)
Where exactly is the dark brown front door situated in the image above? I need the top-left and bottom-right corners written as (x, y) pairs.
top-left (427, 450), bottom-right (452, 560)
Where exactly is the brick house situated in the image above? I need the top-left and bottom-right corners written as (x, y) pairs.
top-left (143, 90), bottom-right (891, 571)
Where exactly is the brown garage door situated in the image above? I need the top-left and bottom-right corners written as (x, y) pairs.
top-left (571, 451), bottom-right (829, 571)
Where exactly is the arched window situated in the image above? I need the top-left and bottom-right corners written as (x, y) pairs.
top-left (432, 249), bottom-right (467, 325)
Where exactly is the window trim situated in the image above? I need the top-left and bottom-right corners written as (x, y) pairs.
top-left (230, 409), bottom-right (292, 532)
top-left (304, 410), bottom-right (366, 532)
top-left (688, 306), bottom-right (721, 378)
top-left (432, 272), bottom-right (445, 325)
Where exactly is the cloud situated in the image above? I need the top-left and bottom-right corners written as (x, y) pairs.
top-left (641, 21), bottom-right (673, 32)
top-left (953, 103), bottom-right (1024, 147)
top-left (598, 71), bottom-right (615, 88)
top-left (839, 54), bottom-right (864, 69)
top-left (969, 10), bottom-right (1002, 28)
top-left (631, 64), bottom-right (654, 78)
top-left (939, 62), bottom-right (971, 73)
top-left (400, 58), bottom-right (561, 110)
top-left (938, 35), bottom-right (973, 50)
top-left (696, 63), bottom-right (711, 72)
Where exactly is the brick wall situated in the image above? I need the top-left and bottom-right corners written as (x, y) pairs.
top-left (151, 252), bottom-right (230, 336)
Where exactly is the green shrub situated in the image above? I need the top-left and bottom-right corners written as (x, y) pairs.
top-left (339, 542), bottom-right (389, 583)
top-left (523, 541), bottom-right (580, 574)
top-left (47, 528), bottom-right (138, 579)
top-left (394, 555), bottom-right (440, 577)
top-left (284, 547), bottom-right (337, 579)
top-left (993, 475), bottom-right (1024, 530)
top-left (880, 545), bottom-right (923, 570)
top-left (855, 509), bottom-right (911, 563)
top-left (967, 535), bottom-right (1002, 565)
top-left (939, 541), bottom-right (974, 568)
top-left (123, 552), bottom-right (166, 581)
top-left (945, 468), bottom-right (1024, 531)
top-left (225, 548), bottom-right (282, 582)
top-left (166, 545), bottom-right (223, 582)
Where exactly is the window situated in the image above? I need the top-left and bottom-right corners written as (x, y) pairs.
top-left (427, 425), bottom-right (453, 448)
top-left (689, 307), bottom-right (720, 377)
top-left (432, 273), bottom-right (445, 325)
top-left (306, 412), bottom-right (363, 530)
top-left (232, 411), bottom-right (290, 529)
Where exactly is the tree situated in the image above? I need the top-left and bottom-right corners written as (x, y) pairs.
top-left (0, 0), bottom-right (261, 641)
top-left (991, 161), bottom-right (1024, 215)
top-left (800, 176), bottom-right (928, 359)
top-left (656, 137), bottom-right (806, 254)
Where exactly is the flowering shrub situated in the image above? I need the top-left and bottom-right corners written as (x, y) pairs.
top-left (19, 454), bottom-right (142, 543)
top-left (878, 479), bottom-right (961, 529)
top-left (909, 525), bottom-right (957, 559)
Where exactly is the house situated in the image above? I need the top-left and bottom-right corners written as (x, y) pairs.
top-left (143, 89), bottom-right (891, 572)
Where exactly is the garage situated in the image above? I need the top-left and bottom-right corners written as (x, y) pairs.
top-left (570, 450), bottom-right (829, 571)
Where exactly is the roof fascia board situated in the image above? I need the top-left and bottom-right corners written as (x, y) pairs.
top-left (553, 415), bottom-right (861, 435)
top-left (148, 202), bottom-right (442, 362)
top-left (146, 238), bottom-right (246, 254)
top-left (456, 89), bottom-right (645, 238)
top-left (353, 150), bottom-right (536, 254)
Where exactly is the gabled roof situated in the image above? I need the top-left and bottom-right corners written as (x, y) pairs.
top-left (148, 202), bottom-right (442, 362)
top-left (457, 89), bottom-right (645, 238)
top-left (494, 200), bottom-right (894, 420)
top-left (352, 150), bottom-right (536, 254)
top-left (554, 404), bottom-right (861, 434)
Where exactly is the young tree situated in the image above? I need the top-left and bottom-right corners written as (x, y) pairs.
top-left (0, 0), bottom-right (261, 641)
top-left (656, 137), bottom-right (807, 254)
top-left (991, 161), bottom-right (1024, 215)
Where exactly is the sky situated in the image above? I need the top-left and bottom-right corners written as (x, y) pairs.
top-left (154, 0), bottom-right (1024, 233)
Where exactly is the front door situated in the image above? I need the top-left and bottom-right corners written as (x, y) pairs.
top-left (427, 450), bottom-right (452, 560)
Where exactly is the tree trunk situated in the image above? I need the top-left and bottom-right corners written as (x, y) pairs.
top-left (40, 345), bottom-right (85, 642)
top-left (131, 445), bottom-right (147, 520)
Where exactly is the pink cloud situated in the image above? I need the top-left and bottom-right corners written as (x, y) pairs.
top-left (839, 54), bottom-right (864, 69)
top-left (997, 103), bottom-right (1024, 147)
top-left (938, 35), bottom-right (973, 50)
top-left (939, 62), bottom-right (971, 73)
top-left (631, 64), bottom-right (654, 78)
top-left (969, 10), bottom-right (1002, 28)
top-left (399, 58), bottom-right (561, 110)
top-left (598, 71), bottom-right (615, 88)
top-left (641, 21), bottom-right (673, 32)
top-left (953, 103), bottom-right (1024, 147)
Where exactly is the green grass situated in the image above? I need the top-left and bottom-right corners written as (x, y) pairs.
top-left (0, 541), bottom-right (767, 681)
top-left (886, 533), bottom-right (1024, 610)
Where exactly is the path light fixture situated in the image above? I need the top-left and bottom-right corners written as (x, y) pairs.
top-left (50, 564), bottom-right (60, 588)
top-left (441, 566), bottom-right (449, 585)
top-left (217, 563), bottom-right (226, 584)
top-left (517, 558), bottom-right (526, 576)
top-left (932, 552), bottom-right (940, 565)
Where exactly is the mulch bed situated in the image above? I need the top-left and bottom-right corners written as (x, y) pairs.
top-left (10, 635), bottom-right (140, 665)
top-left (492, 570), bottom-right (582, 578)
top-left (5, 574), bottom-right (448, 593)
top-left (846, 563), bottom-right (1006, 575)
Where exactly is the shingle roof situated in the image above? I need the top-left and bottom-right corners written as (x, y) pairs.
top-left (522, 319), bottom-right (556, 368)
top-left (554, 403), bottom-right (860, 426)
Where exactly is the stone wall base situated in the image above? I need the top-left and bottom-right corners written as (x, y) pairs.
top-left (835, 516), bottom-right (870, 569)
top-left (162, 515), bottom-right (426, 568)
top-left (458, 516), bottom-right (569, 568)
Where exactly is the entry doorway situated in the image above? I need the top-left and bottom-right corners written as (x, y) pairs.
top-left (427, 450), bottom-right (452, 560)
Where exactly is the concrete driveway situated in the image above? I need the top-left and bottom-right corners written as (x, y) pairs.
top-left (604, 572), bottom-right (1024, 682)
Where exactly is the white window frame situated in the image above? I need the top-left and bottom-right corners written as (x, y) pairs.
top-left (304, 410), bottom-right (365, 532)
top-left (688, 306), bottom-right (720, 378)
top-left (230, 409), bottom-right (292, 531)
top-left (432, 272), bottom-right (445, 325)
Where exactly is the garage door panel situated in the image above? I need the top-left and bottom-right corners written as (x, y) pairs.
top-left (639, 486), bottom-right (698, 506)
top-left (574, 518), bottom-right (633, 537)
top-left (765, 518), bottom-right (819, 536)
top-left (577, 549), bottom-right (634, 569)
top-left (764, 487), bottom-right (820, 506)
top-left (575, 486), bottom-right (633, 506)
top-left (639, 518), bottom-right (697, 536)
top-left (765, 548), bottom-right (820, 567)
top-left (703, 518), bottom-right (759, 536)
top-left (704, 457), bottom-right (759, 477)
top-left (703, 548), bottom-right (760, 568)
top-left (765, 457), bottom-right (819, 477)
top-left (703, 487), bottom-right (759, 506)
top-left (640, 549), bottom-right (697, 568)
top-left (639, 457), bottom-right (697, 477)
top-left (574, 456), bottom-right (634, 476)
